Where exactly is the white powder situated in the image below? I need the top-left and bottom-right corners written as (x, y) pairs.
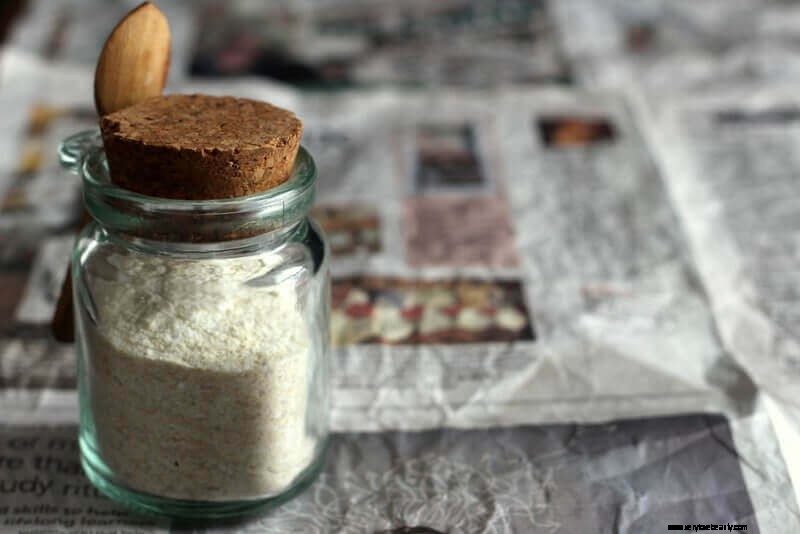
top-left (84, 250), bottom-right (316, 501)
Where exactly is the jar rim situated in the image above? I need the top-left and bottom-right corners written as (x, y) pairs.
top-left (60, 129), bottom-right (317, 242)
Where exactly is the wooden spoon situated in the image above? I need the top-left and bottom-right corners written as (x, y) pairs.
top-left (52, 1), bottom-right (170, 342)
top-left (94, 2), bottom-right (170, 114)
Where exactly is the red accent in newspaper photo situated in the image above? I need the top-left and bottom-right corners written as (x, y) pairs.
top-left (626, 23), bottom-right (657, 53)
top-left (537, 116), bottom-right (617, 148)
top-left (311, 204), bottom-right (381, 256)
top-left (331, 277), bottom-right (535, 346)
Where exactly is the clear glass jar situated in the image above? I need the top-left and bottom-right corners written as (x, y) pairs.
top-left (60, 130), bottom-right (330, 519)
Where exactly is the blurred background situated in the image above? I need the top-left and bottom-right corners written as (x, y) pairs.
top-left (2, 1), bottom-right (800, 532)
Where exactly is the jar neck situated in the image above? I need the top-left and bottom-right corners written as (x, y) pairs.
top-left (97, 217), bottom-right (310, 256)
top-left (60, 130), bottom-right (317, 246)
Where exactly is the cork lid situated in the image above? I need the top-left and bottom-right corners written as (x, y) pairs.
top-left (99, 94), bottom-right (303, 200)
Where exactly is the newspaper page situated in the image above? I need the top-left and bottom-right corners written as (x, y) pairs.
top-left (551, 0), bottom-right (800, 91)
top-left (188, 0), bottom-right (571, 89)
top-left (1, 50), bottom-right (799, 532)
top-left (286, 86), bottom-right (800, 532)
top-left (8, 0), bottom-right (574, 90)
top-left (5, 0), bottom-right (195, 82)
top-left (643, 84), bottom-right (800, 519)
top-left (308, 87), bottom-right (753, 429)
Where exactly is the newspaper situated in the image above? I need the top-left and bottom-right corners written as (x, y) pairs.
top-left (6, 0), bottom-right (571, 89)
top-left (5, 0), bottom-right (195, 83)
top-left (641, 83), bottom-right (800, 519)
top-left (552, 0), bottom-right (800, 91)
top-left (0, 414), bottom-right (787, 533)
top-left (1, 40), bottom-right (800, 534)
top-left (310, 87), bottom-right (752, 429)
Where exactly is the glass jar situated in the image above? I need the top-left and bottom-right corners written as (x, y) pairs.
top-left (60, 130), bottom-right (330, 519)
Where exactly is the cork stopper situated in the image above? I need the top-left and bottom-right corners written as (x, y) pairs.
top-left (99, 94), bottom-right (303, 199)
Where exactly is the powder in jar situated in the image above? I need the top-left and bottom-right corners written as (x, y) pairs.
top-left (83, 249), bottom-right (315, 501)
